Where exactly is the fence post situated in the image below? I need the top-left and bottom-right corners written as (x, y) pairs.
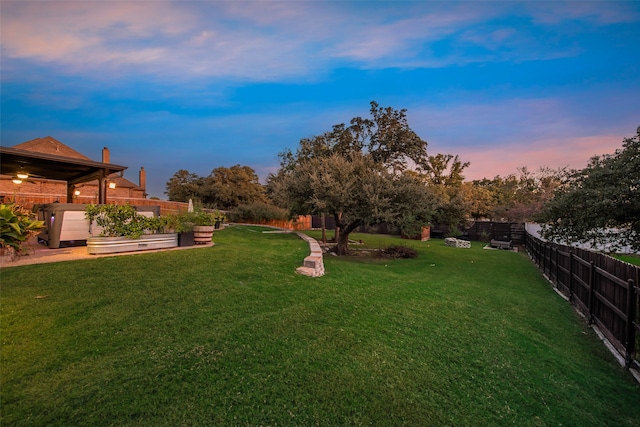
top-left (554, 246), bottom-right (559, 288)
top-left (626, 279), bottom-right (636, 369)
top-left (537, 239), bottom-right (542, 267)
top-left (568, 251), bottom-right (574, 302)
top-left (550, 246), bottom-right (556, 286)
top-left (588, 261), bottom-right (595, 325)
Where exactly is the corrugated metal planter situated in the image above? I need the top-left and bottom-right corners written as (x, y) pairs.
top-left (87, 233), bottom-right (178, 255)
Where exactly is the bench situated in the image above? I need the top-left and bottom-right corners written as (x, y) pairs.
top-left (490, 239), bottom-right (513, 250)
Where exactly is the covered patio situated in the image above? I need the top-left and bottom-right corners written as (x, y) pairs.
top-left (0, 146), bottom-right (127, 204)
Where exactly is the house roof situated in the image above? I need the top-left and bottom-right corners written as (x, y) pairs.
top-left (1, 139), bottom-right (127, 186)
top-left (13, 136), bottom-right (92, 161)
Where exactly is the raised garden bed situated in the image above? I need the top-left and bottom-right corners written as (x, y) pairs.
top-left (87, 233), bottom-right (178, 255)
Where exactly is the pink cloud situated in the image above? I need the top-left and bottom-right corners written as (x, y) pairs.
top-left (456, 134), bottom-right (626, 181)
top-left (1, 1), bottom-right (193, 61)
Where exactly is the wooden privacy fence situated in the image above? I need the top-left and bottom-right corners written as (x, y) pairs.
top-left (526, 232), bottom-right (640, 370)
top-left (234, 216), bottom-right (312, 231)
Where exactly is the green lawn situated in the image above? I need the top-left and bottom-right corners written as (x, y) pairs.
top-left (2, 226), bottom-right (639, 426)
top-left (615, 253), bottom-right (640, 266)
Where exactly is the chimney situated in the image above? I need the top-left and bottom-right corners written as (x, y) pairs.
top-left (102, 147), bottom-right (110, 164)
top-left (139, 167), bottom-right (147, 195)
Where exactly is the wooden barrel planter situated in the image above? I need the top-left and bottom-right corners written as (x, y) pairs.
top-left (193, 225), bottom-right (214, 244)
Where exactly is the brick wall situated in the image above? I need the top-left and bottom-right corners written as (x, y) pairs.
top-left (1, 178), bottom-right (67, 205)
top-left (1, 176), bottom-right (145, 206)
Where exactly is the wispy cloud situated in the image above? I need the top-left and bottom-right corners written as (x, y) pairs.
top-left (2, 2), bottom-right (192, 61)
top-left (1, 1), bottom-right (337, 82)
top-left (4, 1), bottom-right (632, 83)
top-left (410, 94), bottom-right (634, 180)
top-left (458, 134), bottom-right (625, 180)
top-left (526, 1), bottom-right (640, 25)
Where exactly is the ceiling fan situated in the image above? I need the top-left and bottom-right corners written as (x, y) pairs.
top-left (10, 168), bottom-right (43, 184)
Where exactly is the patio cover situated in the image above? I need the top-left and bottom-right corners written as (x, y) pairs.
top-left (0, 146), bottom-right (127, 204)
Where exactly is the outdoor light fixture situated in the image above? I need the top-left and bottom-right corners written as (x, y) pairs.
top-left (108, 182), bottom-right (116, 189)
top-left (74, 189), bottom-right (81, 196)
top-left (16, 172), bottom-right (29, 180)
top-left (12, 178), bottom-right (22, 184)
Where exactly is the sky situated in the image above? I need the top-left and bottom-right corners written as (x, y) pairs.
top-left (1, 0), bottom-right (639, 199)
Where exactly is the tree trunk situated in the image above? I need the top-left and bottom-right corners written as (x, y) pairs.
top-left (321, 212), bottom-right (327, 243)
top-left (334, 219), bottom-right (361, 255)
top-left (333, 212), bottom-right (342, 243)
top-left (335, 231), bottom-right (350, 255)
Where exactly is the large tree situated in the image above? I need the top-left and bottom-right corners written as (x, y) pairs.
top-left (166, 165), bottom-right (267, 209)
top-left (202, 165), bottom-right (267, 209)
top-left (273, 153), bottom-right (433, 254)
top-left (540, 128), bottom-right (640, 251)
top-left (269, 101), bottom-right (434, 254)
top-left (419, 153), bottom-right (470, 229)
top-left (165, 169), bottom-right (204, 203)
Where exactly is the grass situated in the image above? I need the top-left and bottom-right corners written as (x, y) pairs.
top-left (2, 225), bottom-right (639, 426)
top-left (615, 253), bottom-right (640, 266)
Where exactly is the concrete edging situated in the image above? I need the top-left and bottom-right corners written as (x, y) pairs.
top-left (295, 233), bottom-right (325, 277)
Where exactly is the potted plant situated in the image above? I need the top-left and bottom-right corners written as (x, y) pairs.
top-left (166, 212), bottom-right (195, 247)
top-left (213, 210), bottom-right (226, 229)
top-left (84, 204), bottom-right (178, 254)
top-left (0, 203), bottom-right (45, 261)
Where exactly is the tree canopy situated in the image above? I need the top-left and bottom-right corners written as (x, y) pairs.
top-left (419, 153), bottom-right (470, 229)
top-left (469, 167), bottom-right (564, 222)
top-left (540, 128), bottom-right (640, 252)
top-left (165, 169), bottom-right (203, 203)
top-left (278, 101), bottom-right (430, 172)
top-left (202, 165), bottom-right (267, 209)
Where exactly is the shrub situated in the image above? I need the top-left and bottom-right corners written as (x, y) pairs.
top-left (161, 213), bottom-right (193, 233)
top-left (447, 226), bottom-right (463, 238)
top-left (377, 245), bottom-right (418, 259)
top-left (174, 209), bottom-right (225, 228)
top-left (85, 204), bottom-right (163, 238)
top-left (227, 203), bottom-right (289, 223)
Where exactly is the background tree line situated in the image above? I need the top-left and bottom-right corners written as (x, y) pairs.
top-left (165, 162), bottom-right (564, 226)
top-left (165, 102), bottom-right (638, 254)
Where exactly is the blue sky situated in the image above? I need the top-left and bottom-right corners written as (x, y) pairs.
top-left (2, 1), bottom-right (639, 199)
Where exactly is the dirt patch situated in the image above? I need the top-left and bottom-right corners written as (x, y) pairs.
top-left (323, 245), bottom-right (417, 259)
